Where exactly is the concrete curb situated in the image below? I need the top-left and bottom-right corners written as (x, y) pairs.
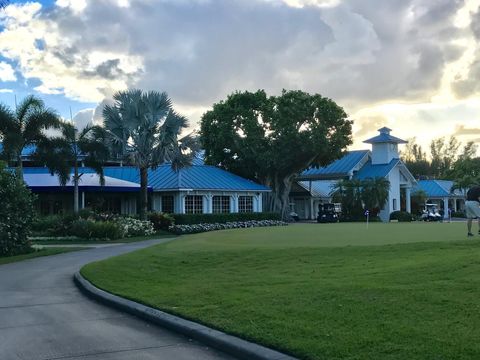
top-left (74, 272), bottom-right (297, 360)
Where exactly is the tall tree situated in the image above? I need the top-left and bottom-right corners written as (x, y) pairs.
top-left (103, 89), bottom-right (198, 219)
top-left (201, 90), bottom-right (352, 219)
top-left (458, 141), bottom-right (478, 160)
top-left (450, 157), bottom-right (480, 195)
top-left (401, 137), bottom-right (431, 178)
top-left (430, 136), bottom-right (460, 178)
top-left (0, 96), bottom-right (59, 177)
top-left (34, 121), bottom-right (110, 214)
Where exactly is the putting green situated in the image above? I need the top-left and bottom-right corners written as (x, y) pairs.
top-left (82, 222), bottom-right (480, 360)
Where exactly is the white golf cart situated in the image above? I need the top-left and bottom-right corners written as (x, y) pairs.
top-left (421, 203), bottom-right (443, 222)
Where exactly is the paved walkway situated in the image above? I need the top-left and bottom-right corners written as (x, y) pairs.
top-left (0, 239), bottom-right (235, 360)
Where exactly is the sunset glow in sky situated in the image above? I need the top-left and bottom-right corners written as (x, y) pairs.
top-left (1, 0), bottom-right (480, 150)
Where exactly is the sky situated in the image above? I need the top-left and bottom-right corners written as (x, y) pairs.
top-left (1, 0), bottom-right (480, 151)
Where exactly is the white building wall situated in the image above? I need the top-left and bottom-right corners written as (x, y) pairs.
top-left (157, 191), bottom-right (265, 214)
top-left (378, 167), bottom-right (401, 222)
top-left (152, 193), bottom-right (162, 211)
top-left (371, 143), bottom-right (399, 165)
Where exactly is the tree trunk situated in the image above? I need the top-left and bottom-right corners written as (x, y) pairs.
top-left (266, 174), bottom-right (295, 221)
top-left (16, 153), bottom-right (23, 180)
top-left (139, 167), bottom-right (148, 220)
top-left (73, 162), bottom-right (79, 214)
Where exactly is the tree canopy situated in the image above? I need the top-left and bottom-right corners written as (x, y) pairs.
top-left (0, 95), bottom-right (59, 177)
top-left (103, 89), bottom-right (198, 219)
top-left (200, 89), bottom-right (352, 218)
top-left (34, 121), bottom-right (110, 213)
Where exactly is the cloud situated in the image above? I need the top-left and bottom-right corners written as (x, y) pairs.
top-left (0, 1), bottom-right (143, 102)
top-left (454, 124), bottom-right (480, 136)
top-left (0, 0), bottom-right (479, 149)
top-left (354, 114), bottom-right (388, 139)
top-left (0, 88), bottom-right (13, 93)
top-left (0, 61), bottom-right (16, 81)
top-left (0, 0), bottom-right (468, 108)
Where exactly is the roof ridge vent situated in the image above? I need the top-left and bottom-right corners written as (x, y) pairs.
top-left (378, 127), bottom-right (391, 135)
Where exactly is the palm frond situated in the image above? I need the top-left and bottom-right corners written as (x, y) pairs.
top-left (15, 96), bottom-right (43, 126)
top-left (22, 108), bottom-right (60, 143)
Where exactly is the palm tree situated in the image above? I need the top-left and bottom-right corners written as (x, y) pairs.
top-left (34, 121), bottom-right (110, 214)
top-left (0, 96), bottom-right (59, 178)
top-left (361, 177), bottom-right (390, 216)
top-left (0, 1), bottom-right (9, 10)
top-left (333, 178), bottom-right (364, 217)
top-left (103, 89), bottom-right (198, 219)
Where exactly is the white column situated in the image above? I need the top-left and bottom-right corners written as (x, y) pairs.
top-left (304, 199), bottom-right (308, 220)
top-left (233, 193), bottom-right (239, 213)
top-left (443, 197), bottom-right (449, 219)
top-left (152, 194), bottom-right (161, 211)
top-left (81, 192), bottom-right (85, 209)
top-left (405, 187), bottom-right (411, 213)
top-left (454, 199), bottom-right (458, 212)
top-left (180, 194), bottom-right (186, 214)
top-left (206, 194), bottom-right (213, 214)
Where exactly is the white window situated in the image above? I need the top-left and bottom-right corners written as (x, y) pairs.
top-left (393, 198), bottom-right (397, 211)
top-left (185, 195), bottom-right (203, 214)
top-left (213, 196), bottom-right (230, 213)
top-left (239, 196), bottom-right (253, 213)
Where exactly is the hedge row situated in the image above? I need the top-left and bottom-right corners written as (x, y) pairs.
top-left (170, 220), bottom-right (288, 235)
top-left (389, 211), bottom-right (414, 222)
top-left (172, 212), bottom-right (281, 225)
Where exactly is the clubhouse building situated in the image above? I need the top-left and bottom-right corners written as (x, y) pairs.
top-left (2, 127), bottom-right (467, 220)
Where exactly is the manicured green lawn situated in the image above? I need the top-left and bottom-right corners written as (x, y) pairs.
top-left (82, 222), bottom-right (480, 360)
top-left (0, 247), bottom-right (86, 265)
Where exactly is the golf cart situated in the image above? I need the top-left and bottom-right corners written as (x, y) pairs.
top-left (317, 203), bottom-right (339, 223)
top-left (289, 203), bottom-right (300, 222)
top-left (421, 203), bottom-right (443, 222)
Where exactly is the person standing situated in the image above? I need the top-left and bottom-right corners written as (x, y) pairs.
top-left (465, 185), bottom-right (480, 236)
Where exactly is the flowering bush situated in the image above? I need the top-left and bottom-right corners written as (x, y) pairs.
top-left (115, 217), bottom-right (155, 237)
top-left (169, 220), bottom-right (288, 235)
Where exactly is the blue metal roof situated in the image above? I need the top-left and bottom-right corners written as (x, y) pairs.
top-left (0, 143), bottom-right (37, 158)
top-left (413, 180), bottom-right (464, 198)
top-left (22, 172), bottom-right (143, 192)
top-left (363, 127), bottom-right (407, 144)
top-left (22, 165), bottom-right (270, 192)
top-left (298, 180), bottom-right (337, 197)
top-left (353, 159), bottom-right (399, 180)
top-left (300, 150), bottom-right (369, 178)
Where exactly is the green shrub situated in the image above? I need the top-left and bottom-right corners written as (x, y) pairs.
top-left (0, 166), bottom-right (36, 256)
top-left (78, 208), bottom-right (95, 219)
top-left (31, 215), bottom-right (62, 236)
top-left (390, 211), bottom-right (413, 222)
top-left (451, 211), bottom-right (466, 218)
top-left (172, 212), bottom-right (281, 225)
top-left (69, 219), bottom-right (123, 240)
top-left (31, 214), bottom-right (80, 236)
top-left (148, 212), bottom-right (175, 231)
